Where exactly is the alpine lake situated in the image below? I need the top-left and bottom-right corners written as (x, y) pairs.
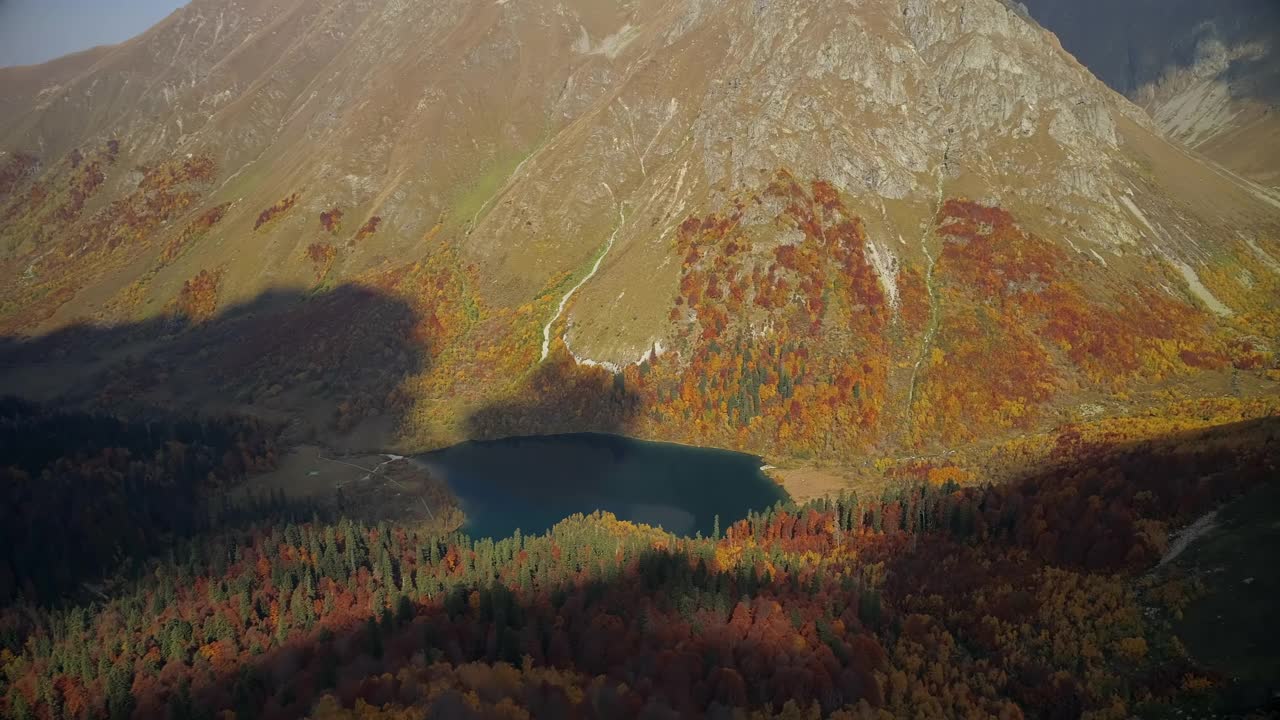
top-left (417, 433), bottom-right (790, 539)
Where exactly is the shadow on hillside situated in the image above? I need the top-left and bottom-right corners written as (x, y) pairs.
top-left (462, 356), bottom-right (644, 441)
top-left (1225, 52), bottom-right (1280, 105)
top-left (0, 283), bottom-right (431, 449)
top-left (142, 545), bottom-right (827, 720)
top-left (0, 284), bottom-right (434, 605)
top-left (73, 414), bottom-right (1280, 720)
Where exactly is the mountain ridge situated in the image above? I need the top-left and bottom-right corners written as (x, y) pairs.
top-left (1021, 0), bottom-right (1280, 186)
top-left (1, 0), bottom-right (1277, 463)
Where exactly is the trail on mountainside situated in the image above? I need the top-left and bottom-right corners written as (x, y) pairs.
top-left (541, 185), bottom-right (625, 362)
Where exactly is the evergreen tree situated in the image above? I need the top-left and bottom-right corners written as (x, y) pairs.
top-left (396, 594), bottom-right (414, 625)
top-left (106, 666), bottom-right (135, 720)
top-left (166, 679), bottom-right (193, 720)
top-left (365, 616), bottom-right (383, 658)
top-left (8, 691), bottom-right (32, 720)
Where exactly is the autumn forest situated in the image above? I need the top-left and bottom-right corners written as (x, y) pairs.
top-left (2, 132), bottom-right (1279, 720)
top-left (1, 395), bottom-right (1277, 719)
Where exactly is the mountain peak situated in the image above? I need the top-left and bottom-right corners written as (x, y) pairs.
top-left (1, 0), bottom-right (1277, 460)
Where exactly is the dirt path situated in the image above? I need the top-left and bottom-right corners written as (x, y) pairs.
top-left (1156, 508), bottom-right (1218, 570)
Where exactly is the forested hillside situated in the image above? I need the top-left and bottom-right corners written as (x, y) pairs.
top-left (1, 403), bottom-right (1276, 719)
top-left (2, 0), bottom-right (1279, 716)
top-left (0, 398), bottom-right (285, 605)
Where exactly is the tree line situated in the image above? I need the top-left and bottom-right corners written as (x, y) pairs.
top-left (1, 407), bottom-right (1274, 718)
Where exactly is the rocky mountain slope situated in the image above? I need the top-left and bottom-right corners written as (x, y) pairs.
top-left (1022, 0), bottom-right (1280, 186)
top-left (1, 0), bottom-right (1277, 461)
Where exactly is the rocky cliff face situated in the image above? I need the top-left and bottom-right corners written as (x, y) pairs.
top-left (1021, 0), bottom-right (1280, 185)
top-left (1, 0), bottom-right (1277, 459)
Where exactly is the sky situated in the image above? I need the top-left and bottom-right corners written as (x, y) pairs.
top-left (0, 0), bottom-right (187, 68)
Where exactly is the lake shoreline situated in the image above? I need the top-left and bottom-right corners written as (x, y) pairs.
top-left (258, 431), bottom-right (850, 535)
top-left (407, 432), bottom-right (789, 539)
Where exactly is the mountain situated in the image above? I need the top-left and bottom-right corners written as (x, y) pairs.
top-left (1021, 0), bottom-right (1280, 186)
top-left (1, 0), bottom-right (1278, 464)
top-left (2, 4), bottom-right (1280, 717)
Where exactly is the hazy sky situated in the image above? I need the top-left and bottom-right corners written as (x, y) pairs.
top-left (0, 0), bottom-right (187, 68)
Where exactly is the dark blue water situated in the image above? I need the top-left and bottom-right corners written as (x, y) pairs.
top-left (418, 433), bottom-right (789, 539)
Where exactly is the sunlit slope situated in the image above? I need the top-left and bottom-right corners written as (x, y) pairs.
top-left (0, 0), bottom-right (1277, 459)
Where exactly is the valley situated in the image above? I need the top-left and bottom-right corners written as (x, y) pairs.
top-left (1, 0), bottom-right (1278, 716)
top-left (3, 395), bottom-right (1277, 718)
top-left (1021, 0), bottom-right (1280, 186)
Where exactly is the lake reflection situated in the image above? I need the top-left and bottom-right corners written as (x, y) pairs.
top-left (417, 434), bottom-right (788, 539)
